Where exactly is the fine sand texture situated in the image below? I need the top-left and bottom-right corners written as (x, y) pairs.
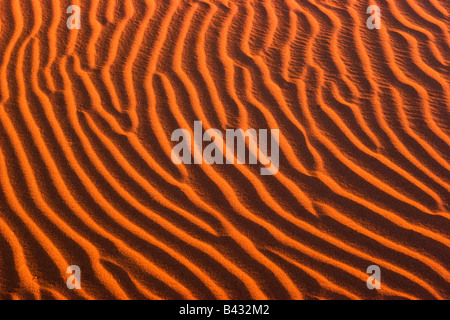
top-left (0, 0), bottom-right (448, 300)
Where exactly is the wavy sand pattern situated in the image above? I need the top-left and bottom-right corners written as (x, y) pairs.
top-left (0, 0), bottom-right (449, 300)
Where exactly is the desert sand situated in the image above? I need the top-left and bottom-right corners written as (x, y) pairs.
top-left (0, 0), bottom-right (448, 299)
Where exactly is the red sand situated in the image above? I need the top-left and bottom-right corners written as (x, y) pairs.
top-left (0, 0), bottom-right (448, 300)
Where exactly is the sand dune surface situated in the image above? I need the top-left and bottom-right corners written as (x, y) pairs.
top-left (0, 0), bottom-right (449, 300)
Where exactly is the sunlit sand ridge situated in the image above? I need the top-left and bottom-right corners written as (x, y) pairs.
top-left (0, 0), bottom-right (448, 299)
